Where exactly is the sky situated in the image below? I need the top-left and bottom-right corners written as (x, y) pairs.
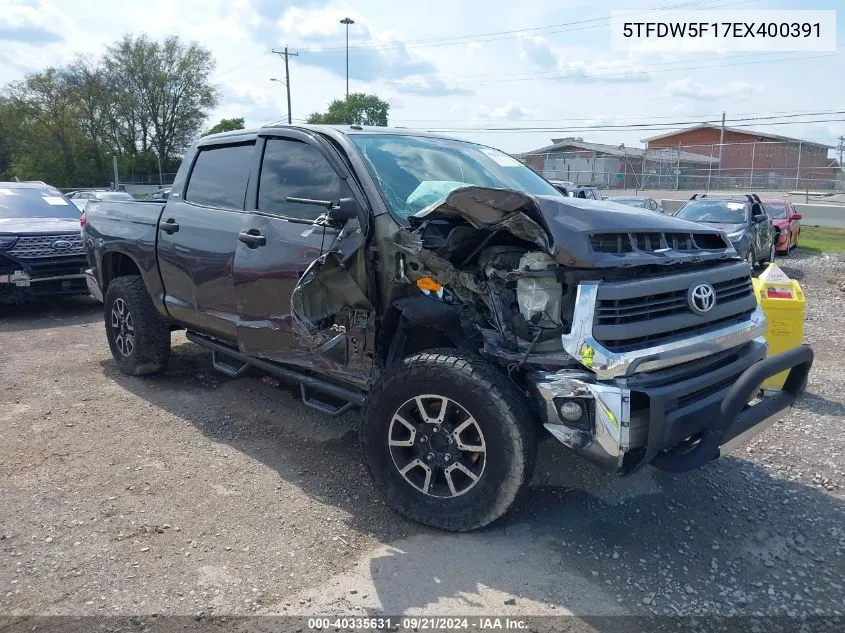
top-left (1, 0), bottom-right (843, 156)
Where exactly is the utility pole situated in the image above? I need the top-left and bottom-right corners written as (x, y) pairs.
top-left (837, 135), bottom-right (845, 165)
top-left (717, 111), bottom-right (726, 181)
top-left (340, 17), bottom-right (355, 98)
top-left (112, 155), bottom-right (119, 191)
top-left (271, 47), bottom-right (299, 124)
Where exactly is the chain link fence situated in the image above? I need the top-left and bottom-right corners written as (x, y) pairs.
top-left (520, 140), bottom-right (844, 192)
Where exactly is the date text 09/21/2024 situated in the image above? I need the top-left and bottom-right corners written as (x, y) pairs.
top-left (307, 617), bottom-right (528, 630)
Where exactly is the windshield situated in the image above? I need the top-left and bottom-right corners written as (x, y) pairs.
top-left (349, 134), bottom-right (564, 219)
top-left (96, 191), bottom-right (135, 201)
top-left (764, 203), bottom-right (788, 219)
top-left (611, 198), bottom-right (646, 207)
top-left (676, 200), bottom-right (748, 224)
top-left (0, 186), bottom-right (81, 219)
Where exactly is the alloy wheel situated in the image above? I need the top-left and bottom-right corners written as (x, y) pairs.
top-left (388, 394), bottom-right (486, 498)
top-left (110, 297), bottom-right (135, 357)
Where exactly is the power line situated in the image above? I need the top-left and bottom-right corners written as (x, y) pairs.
top-left (294, 0), bottom-right (757, 53)
top-left (389, 108), bottom-right (845, 124)
top-left (358, 52), bottom-right (842, 87)
top-left (418, 114), bottom-right (845, 134)
top-left (420, 110), bottom-right (845, 132)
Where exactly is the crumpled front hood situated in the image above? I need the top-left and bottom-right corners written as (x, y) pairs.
top-left (535, 195), bottom-right (723, 234)
top-left (534, 196), bottom-right (735, 268)
top-left (412, 187), bottom-right (736, 269)
top-left (0, 217), bottom-right (81, 235)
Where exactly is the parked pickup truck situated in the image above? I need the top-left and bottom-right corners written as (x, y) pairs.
top-left (83, 125), bottom-right (813, 531)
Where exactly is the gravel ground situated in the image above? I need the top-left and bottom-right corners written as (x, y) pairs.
top-left (1, 251), bottom-right (843, 622)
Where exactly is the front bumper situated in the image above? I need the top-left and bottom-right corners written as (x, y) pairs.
top-left (0, 261), bottom-right (89, 303)
top-left (531, 341), bottom-right (813, 473)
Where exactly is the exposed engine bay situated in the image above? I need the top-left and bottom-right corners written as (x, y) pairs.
top-left (385, 185), bottom-right (736, 371)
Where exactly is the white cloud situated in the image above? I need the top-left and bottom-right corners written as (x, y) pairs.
top-left (664, 79), bottom-right (759, 100)
top-left (477, 102), bottom-right (535, 121)
top-left (519, 35), bottom-right (556, 70)
top-left (557, 58), bottom-right (651, 82)
top-left (519, 35), bottom-right (651, 83)
top-left (0, 0), bottom-right (73, 42)
top-left (276, 6), bottom-right (470, 96)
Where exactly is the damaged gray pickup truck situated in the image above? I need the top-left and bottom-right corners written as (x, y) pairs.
top-left (83, 125), bottom-right (813, 531)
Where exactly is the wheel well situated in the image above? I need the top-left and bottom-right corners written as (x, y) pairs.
top-left (101, 252), bottom-right (142, 290)
top-left (401, 326), bottom-right (455, 357)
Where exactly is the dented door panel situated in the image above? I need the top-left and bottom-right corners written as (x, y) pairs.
top-left (233, 212), bottom-right (334, 355)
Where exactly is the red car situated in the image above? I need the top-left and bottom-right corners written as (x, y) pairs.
top-left (762, 198), bottom-right (802, 254)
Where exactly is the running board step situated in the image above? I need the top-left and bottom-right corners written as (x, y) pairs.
top-left (299, 384), bottom-right (354, 417)
top-left (186, 331), bottom-right (365, 414)
top-left (212, 350), bottom-right (250, 377)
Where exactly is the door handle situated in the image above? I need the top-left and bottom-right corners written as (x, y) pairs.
top-left (160, 218), bottom-right (180, 234)
top-left (239, 230), bottom-right (267, 247)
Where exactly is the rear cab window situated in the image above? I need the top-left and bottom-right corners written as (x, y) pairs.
top-left (185, 142), bottom-right (256, 209)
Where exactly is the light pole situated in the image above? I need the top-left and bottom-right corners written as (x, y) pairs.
top-left (340, 17), bottom-right (354, 98)
top-left (270, 77), bottom-right (291, 124)
top-left (153, 150), bottom-right (163, 187)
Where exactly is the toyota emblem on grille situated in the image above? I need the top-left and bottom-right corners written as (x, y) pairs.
top-left (51, 239), bottom-right (72, 250)
top-left (689, 283), bottom-right (716, 314)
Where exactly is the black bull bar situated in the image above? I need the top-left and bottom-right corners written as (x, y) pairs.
top-left (652, 344), bottom-right (814, 472)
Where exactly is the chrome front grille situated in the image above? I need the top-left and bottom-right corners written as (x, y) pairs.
top-left (6, 234), bottom-right (84, 259)
top-left (596, 276), bottom-right (753, 326)
top-left (592, 262), bottom-right (757, 353)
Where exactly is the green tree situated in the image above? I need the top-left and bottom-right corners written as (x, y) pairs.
top-left (1, 34), bottom-right (219, 187)
top-left (205, 117), bottom-right (245, 135)
top-left (307, 93), bottom-right (389, 126)
top-left (103, 34), bottom-right (219, 163)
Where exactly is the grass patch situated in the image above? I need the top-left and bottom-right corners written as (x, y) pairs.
top-left (797, 226), bottom-right (845, 254)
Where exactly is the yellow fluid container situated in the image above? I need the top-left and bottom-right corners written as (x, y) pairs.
top-left (752, 263), bottom-right (806, 390)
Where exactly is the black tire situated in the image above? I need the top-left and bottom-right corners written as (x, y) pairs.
top-left (361, 350), bottom-right (538, 531)
top-left (104, 275), bottom-right (170, 376)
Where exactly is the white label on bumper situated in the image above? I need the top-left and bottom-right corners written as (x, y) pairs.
top-left (11, 270), bottom-right (30, 286)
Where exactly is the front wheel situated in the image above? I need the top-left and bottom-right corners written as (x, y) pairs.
top-left (104, 275), bottom-right (171, 376)
top-left (361, 351), bottom-right (538, 531)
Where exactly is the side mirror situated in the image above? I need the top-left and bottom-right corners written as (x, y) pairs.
top-left (328, 197), bottom-right (360, 225)
top-left (792, 213), bottom-right (803, 220)
top-left (753, 213), bottom-right (769, 223)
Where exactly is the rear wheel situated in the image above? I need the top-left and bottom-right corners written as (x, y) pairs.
top-left (104, 275), bottom-right (170, 376)
top-left (361, 350), bottom-right (537, 531)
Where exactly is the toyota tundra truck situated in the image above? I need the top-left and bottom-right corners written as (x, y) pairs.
top-left (82, 125), bottom-right (813, 531)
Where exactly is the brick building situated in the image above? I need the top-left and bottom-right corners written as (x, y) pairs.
top-left (518, 138), bottom-right (717, 190)
top-left (642, 125), bottom-right (835, 190)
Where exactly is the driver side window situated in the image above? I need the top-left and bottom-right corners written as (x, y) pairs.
top-left (258, 138), bottom-right (350, 220)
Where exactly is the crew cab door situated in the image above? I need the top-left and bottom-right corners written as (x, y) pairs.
top-left (232, 132), bottom-right (374, 385)
top-left (750, 201), bottom-right (772, 257)
top-left (157, 140), bottom-right (255, 342)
